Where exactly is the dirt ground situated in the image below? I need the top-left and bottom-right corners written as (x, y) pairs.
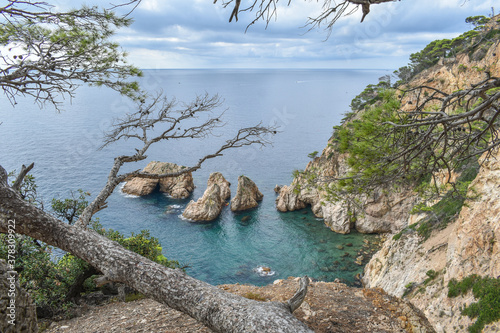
top-left (45, 278), bottom-right (435, 333)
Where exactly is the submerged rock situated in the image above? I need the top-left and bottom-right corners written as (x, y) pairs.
top-left (182, 172), bottom-right (230, 222)
top-left (122, 161), bottom-right (194, 199)
top-left (230, 175), bottom-right (263, 212)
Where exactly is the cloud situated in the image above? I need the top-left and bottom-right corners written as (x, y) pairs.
top-left (107, 0), bottom-right (498, 69)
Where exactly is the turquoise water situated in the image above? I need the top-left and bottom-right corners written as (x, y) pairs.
top-left (0, 69), bottom-right (387, 286)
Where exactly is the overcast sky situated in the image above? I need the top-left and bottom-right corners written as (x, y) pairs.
top-left (85, 1), bottom-right (498, 70)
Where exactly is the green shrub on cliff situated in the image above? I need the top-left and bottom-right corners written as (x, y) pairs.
top-left (448, 275), bottom-right (500, 333)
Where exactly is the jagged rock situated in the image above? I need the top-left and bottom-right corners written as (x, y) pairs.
top-left (182, 184), bottom-right (223, 221)
top-left (274, 185), bottom-right (282, 193)
top-left (230, 176), bottom-right (263, 212)
top-left (122, 161), bottom-right (194, 199)
top-left (276, 185), bottom-right (306, 212)
top-left (182, 172), bottom-right (230, 221)
top-left (363, 36), bottom-right (500, 333)
top-left (0, 259), bottom-right (38, 333)
top-left (207, 172), bottom-right (231, 200)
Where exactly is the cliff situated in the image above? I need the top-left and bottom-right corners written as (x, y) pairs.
top-left (363, 21), bottom-right (500, 333)
top-left (277, 16), bottom-right (500, 332)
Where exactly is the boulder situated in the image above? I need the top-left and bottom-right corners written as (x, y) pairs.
top-left (207, 172), bottom-right (231, 200)
top-left (182, 172), bottom-right (230, 222)
top-left (182, 184), bottom-right (223, 221)
top-left (231, 176), bottom-right (263, 212)
top-left (122, 161), bottom-right (194, 199)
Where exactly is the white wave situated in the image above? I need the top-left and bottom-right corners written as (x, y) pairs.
top-left (119, 183), bottom-right (139, 198)
top-left (254, 266), bottom-right (276, 277)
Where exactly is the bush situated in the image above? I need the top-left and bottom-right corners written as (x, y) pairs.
top-left (448, 275), bottom-right (500, 333)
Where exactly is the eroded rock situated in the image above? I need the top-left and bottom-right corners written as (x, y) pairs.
top-left (182, 172), bottom-right (231, 222)
top-left (122, 161), bottom-right (194, 199)
top-left (182, 184), bottom-right (223, 221)
top-left (231, 176), bottom-right (263, 212)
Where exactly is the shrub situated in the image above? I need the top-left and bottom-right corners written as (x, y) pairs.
top-left (448, 275), bottom-right (500, 333)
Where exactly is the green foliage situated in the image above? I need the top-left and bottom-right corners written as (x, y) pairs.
top-left (349, 80), bottom-right (391, 112)
top-left (394, 15), bottom-right (496, 83)
top-left (330, 89), bottom-right (407, 197)
top-left (424, 270), bottom-right (438, 285)
top-left (91, 220), bottom-right (180, 269)
top-left (465, 16), bottom-right (491, 30)
top-left (0, 3), bottom-right (143, 108)
top-left (0, 234), bottom-right (75, 312)
top-left (7, 171), bottom-right (40, 206)
top-left (448, 275), bottom-right (500, 333)
top-left (308, 151), bottom-right (319, 159)
top-left (412, 160), bottom-right (480, 240)
top-left (51, 189), bottom-right (90, 224)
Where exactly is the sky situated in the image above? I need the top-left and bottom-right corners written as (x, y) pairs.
top-left (64, 0), bottom-right (498, 70)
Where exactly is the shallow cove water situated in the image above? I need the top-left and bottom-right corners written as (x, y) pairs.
top-left (0, 69), bottom-right (388, 286)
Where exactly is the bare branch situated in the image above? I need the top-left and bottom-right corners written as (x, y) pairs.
top-left (75, 93), bottom-right (277, 227)
top-left (12, 162), bottom-right (34, 192)
top-left (214, 0), bottom-right (397, 33)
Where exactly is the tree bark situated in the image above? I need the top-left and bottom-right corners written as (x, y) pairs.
top-left (0, 166), bottom-right (312, 333)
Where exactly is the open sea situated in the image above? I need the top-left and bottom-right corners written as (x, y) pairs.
top-left (0, 69), bottom-right (388, 286)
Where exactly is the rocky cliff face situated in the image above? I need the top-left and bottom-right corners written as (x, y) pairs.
top-left (122, 161), bottom-right (194, 199)
top-left (363, 147), bottom-right (500, 333)
top-left (276, 139), bottom-right (418, 234)
top-left (362, 36), bottom-right (500, 332)
top-left (276, 21), bottom-right (500, 331)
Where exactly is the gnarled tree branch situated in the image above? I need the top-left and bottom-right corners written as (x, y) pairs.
top-left (75, 92), bottom-right (277, 227)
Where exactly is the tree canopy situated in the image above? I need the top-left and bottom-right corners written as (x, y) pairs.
top-left (0, 0), bottom-right (143, 110)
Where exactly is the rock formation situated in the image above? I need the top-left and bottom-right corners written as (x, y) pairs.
top-left (122, 161), bottom-right (194, 199)
top-left (275, 146), bottom-right (417, 234)
top-left (362, 31), bottom-right (500, 333)
top-left (230, 175), bottom-right (263, 212)
top-left (0, 259), bottom-right (38, 333)
top-left (182, 172), bottom-right (231, 222)
top-left (207, 172), bottom-right (231, 201)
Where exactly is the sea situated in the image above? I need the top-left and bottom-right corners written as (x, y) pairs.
top-left (0, 68), bottom-right (389, 286)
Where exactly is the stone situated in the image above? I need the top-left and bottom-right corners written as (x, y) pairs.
top-left (274, 185), bottom-right (282, 193)
top-left (181, 172), bottom-right (230, 222)
top-left (122, 161), bottom-right (194, 199)
top-left (241, 216), bottom-right (251, 223)
top-left (207, 172), bottom-right (231, 201)
top-left (230, 176), bottom-right (263, 212)
top-left (182, 184), bottom-right (223, 222)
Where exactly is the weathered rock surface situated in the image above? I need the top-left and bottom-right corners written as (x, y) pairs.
top-left (207, 172), bottom-right (231, 201)
top-left (362, 31), bottom-right (500, 333)
top-left (230, 176), bottom-right (263, 211)
top-left (122, 161), bottom-right (194, 198)
top-left (0, 259), bottom-right (38, 333)
top-left (276, 146), bottom-right (418, 234)
top-left (182, 184), bottom-right (223, 221)
top-left (46, 278), bottom-right (435, 333)
top-left (182, 172), bottom-right (230, 221)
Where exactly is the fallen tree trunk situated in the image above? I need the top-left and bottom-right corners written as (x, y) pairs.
top-left (0, 166), bottom-right (312, 333)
